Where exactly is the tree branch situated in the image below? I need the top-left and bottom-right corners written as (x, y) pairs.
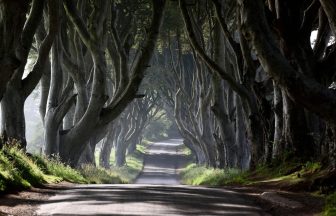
top-left (179, 0), bottom-right (252, 105)
top-left (100, 0), bottom-right (167, 125)
top-left (21, 0), bottom-right (44, 52)
top-left (63, 0), bottom-right (94, 50)
top-left (319, 0), bottom-right (336, 36)
top-left (239, 0), bottom-right (336, 125)
top-left (22, 0), bottom-right (60, 97)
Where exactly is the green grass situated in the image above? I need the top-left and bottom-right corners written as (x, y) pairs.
top-left (324, 193), bottom-right (336, 216)
top-left (107, 147), bottom-right (145, 183)
top-left (33, 155), bottom-right (86, 183)
top-left (94, 142), bottom-right (146, 183)
top-left (139, 139), bottom-right (153, 148)
top-left (180, 164), bottom-right (248, 186)
top-left (0, 143), bottom-right (92, 193)
top-left (180, 161), bottom-right (326, 187)
top-left (0, 140), bottom-right (145, 193)
top-left (0, 144), bottom-right (57, 192)
top-left (177, 145), bottom-right (192, 156)
top-left (79, 165), bottom-right (125, 184)
top-left (0, 147), bottom-right (31, 191)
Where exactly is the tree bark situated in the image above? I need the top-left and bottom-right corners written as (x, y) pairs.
top-left (238, 0), bottom-right (336, 126)
top-left (273, 82), bottom-right (283, 159)
top-left (1, 0), bottom-right (58, 148)
top-left (0, 1), bottom-right (29, 100)
top-left (59, 0), bottom-right (166, 166)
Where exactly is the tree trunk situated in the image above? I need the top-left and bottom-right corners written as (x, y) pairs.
top-left (115, 143), bottom-right (127, 167)
top-left (235, 96), bottom-right (249, 169)
top-left (282, 91), bottom-right (314, 160)
top-left (99, 124), bottom-right (120, 169)
top-left (100, 138), bottom-right (113, 169)
top-left (78, 135), bottom-right (100, 166)
top-left (184, 139), bottom-right (206, 165)
top-left (273, 83), bottom-right (283, 159)
top-left (0, 1), bottom-right (29, 100)
top-left (1, 0), bottom-right (55, 148)
top-left (1, 86), bottom-right (26, 148)
top-left (44, 110), bottom-right (60, 156)
top-left (127, 138), bottom-right (138, 154)
top-left (59, 0), bottom-right (166, 167)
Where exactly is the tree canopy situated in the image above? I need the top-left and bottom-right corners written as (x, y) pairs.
top-left (0, 0), bottom-right (335, 170)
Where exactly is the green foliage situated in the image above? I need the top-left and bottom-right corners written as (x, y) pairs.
top-left (108, 146), bottom-right (145, 183)
top-left (3, 145), bottom-right (46, 186)
top-left (33, 155), bottom-right (86, 183)
top-left (79, 165), bottom-right (125, 184)
top-left (0, 148), bottom-right (31, 191)
top-left (324, 193), bottom-right (336, 216)
top-left (251, 161), bottom-right (323, 185)
top-left (181, 164), bottom-right (248, 186)
top-left (137, 140), bottom-right (152, 153)
top-left (0, 144), bottom-right (50, 192)
top-left (177, 145), bottom-right (192, 156)
top-left (303, 161), bottom-right (321, 172)
top-left (0, 141), bottom-right (143, 193)
top-left (253, 161), bottom-right (305, 179)
top-left (143, 111), bottom-right (172, 141)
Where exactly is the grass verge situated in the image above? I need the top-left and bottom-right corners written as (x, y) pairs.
top-left (105, 145), bottom-right (146, 183)
top-left (181, 161), bottom-right (335, 215)
top-left (324, 193), bottom-right (336, 216)
top-left (0, 144), bottom-right (69, 193)
top-left (180, 164), bottom-right (248, 186)
top-left (0, 141), bottom-right (147, 193)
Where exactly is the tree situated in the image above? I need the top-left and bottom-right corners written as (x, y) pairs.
top-left (42, 0), bottom-right (166, 167)
top-left (238, 0), bottom-right (336, 166)
top-left (1, 0), bottom-right (59, 149)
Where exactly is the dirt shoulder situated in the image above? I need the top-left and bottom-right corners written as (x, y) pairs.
top-left (0, 182), bottom-right (74, 216)
top-left (228, 185), bottom-right (324, 216)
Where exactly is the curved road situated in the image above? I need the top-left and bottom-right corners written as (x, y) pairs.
top-left (37, 139), bottom-right (268, 215)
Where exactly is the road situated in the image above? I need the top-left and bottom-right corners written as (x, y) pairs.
top-left (134, 139), bottom-right (184, 185)
top-left (37, 139), bottom-right (268, 215)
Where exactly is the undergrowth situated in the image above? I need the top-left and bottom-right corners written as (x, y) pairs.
top-left (0, 144), bottom-right (61, 193)
top-left (181, 161), bottom-right (335, 216)
top-left (107, 147), bottom-right (145, 183)
top-left (33, 155), bottom-right (86, 183)
top-left (80, 165), bottom-right (125, 184)
top-left (324, 193), bottom-right (336, 216)
top-left (181, 161), bottom-right (327, 187)
top-left (180, 164), bottom-right (248, 186)
top-left (0, 140), bottom-right (146, 193)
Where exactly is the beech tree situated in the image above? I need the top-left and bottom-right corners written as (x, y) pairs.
top-left (0, 0), bottom-right (59, 149)
top-left (99, 89), bottom-right (162, 168)
top-left (1, 0), bottom-right (336, 171)
top-left (41, 0), bottom-right (166, 166)
top-left (237, 0), bottom-right (336, 166)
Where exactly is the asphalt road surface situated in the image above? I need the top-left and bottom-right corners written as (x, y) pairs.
top-left (134, 139), bottom-right (184, 185)
top-left (37, 139), bottom-right (268, 215)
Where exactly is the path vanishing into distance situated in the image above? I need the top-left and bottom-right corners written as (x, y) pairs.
top-left (37, 139), bottom-right (268, 215)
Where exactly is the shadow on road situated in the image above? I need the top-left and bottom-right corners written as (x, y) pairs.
top-left (36, 139), bottom-right (267, 215)
top-left (37, 184), bottom-right (265, 215)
